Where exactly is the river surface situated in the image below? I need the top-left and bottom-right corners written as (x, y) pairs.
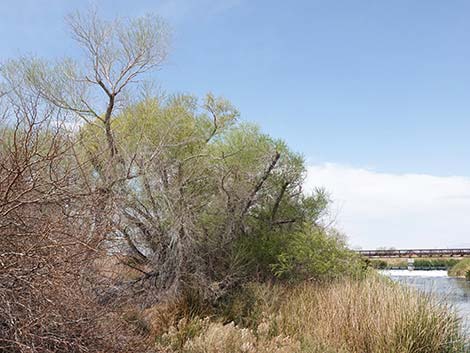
top-left (381, 270), bottom-right (470, 333)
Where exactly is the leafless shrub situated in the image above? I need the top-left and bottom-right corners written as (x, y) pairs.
top-left (0, 9), bottom-right (173, 351)
top-left (0, 89), bottom-right (136, 352)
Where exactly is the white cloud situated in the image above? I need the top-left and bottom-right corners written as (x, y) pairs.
top-left (305, 163), bottom-right (470, 249)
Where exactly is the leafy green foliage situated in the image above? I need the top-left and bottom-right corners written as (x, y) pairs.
top-left (270, 226), bottom-right (365, 280)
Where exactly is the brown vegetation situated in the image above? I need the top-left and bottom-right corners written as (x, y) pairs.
top-left (0, 97), bottom-right (104, 351)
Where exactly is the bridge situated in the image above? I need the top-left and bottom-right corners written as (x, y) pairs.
top-left (357, 248), bottom-right (470, 258)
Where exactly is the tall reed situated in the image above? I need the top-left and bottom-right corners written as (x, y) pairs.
top-left (155, 276), bottom-right (467, 353)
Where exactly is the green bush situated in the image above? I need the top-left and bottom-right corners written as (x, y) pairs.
top-left (369, 259), bottom-right (388, 269)
top-left (269, 226), bottom-right (365, 281)
top-left (237, 224), bottom-right (366, 282)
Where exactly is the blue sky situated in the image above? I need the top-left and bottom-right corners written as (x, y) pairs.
top-left (2, 0), bottom-right (470, 247)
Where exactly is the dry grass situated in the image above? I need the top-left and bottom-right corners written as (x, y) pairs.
top-left (153, 276), bottom-right (467, 353)
top-left (449, 259), bottom-right (470, 278)
top-left (276, 277), bottom-right (465, 353)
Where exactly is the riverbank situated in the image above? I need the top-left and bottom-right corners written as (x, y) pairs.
top-left (370, 257), bottom-right (460, 270)
top-left (145, 276), bottom-right (466, 353)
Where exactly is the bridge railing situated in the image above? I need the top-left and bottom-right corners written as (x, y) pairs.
top-left (357, 248), bottom-right (470, 258)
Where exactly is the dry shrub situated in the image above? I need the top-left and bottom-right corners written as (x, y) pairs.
top-left (184, 321), bottom-right (300, 353)
top-left (0, 121), bottom-right (101, 352)
top-left (156, 318), bottom-right (300, 353)
top-left (0, 108), bottom-right (147, 352)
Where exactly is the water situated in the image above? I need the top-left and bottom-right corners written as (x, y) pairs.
top-left (381, 270), bottom-right (470, 333)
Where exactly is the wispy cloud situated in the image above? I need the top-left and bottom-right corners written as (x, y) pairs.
top-left (305, 163), bottom-right (470, 249)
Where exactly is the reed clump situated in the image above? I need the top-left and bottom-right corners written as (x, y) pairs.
top-left (449, 259), bottom-right (470, 279)
top-left (154, 276), bottom-right (467, 353)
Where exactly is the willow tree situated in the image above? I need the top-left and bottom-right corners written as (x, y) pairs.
top-left (1, 9), bottom-right (331, 304)
top-left (77, 93), bottom-right (329, 302)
